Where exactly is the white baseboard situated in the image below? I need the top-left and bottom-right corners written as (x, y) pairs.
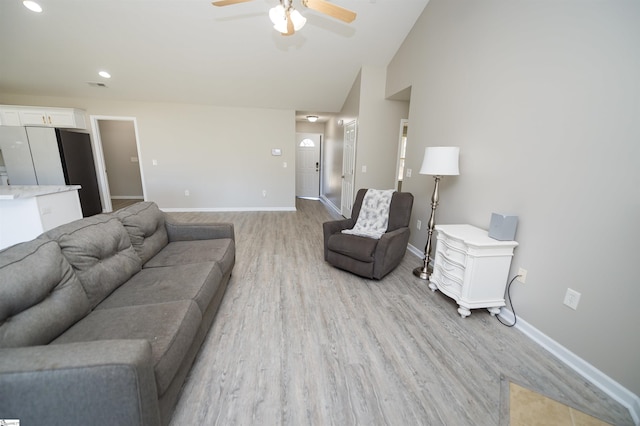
top-left (111, 195), bottom-right (144, 199)
top-left (160, 206), bottom-right (296, 212)
top-left (407, 249), bottom-right (639, 424)
top-left (498, 308), bottom-right (640, 425)
top-left (407, 243), bottom-right (423, 259)
top-left (320, 195), bottom-right (342, 217)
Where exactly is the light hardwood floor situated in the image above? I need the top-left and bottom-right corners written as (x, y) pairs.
top-left (111, 198), bottom-right (144, 212)
top-left (168, 199), bottom-right (633, 425)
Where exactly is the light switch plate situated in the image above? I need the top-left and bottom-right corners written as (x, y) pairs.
top-left (271, 148), bottom-right (282, 156)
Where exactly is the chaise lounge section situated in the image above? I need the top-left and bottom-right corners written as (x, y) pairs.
top-left (0, 201), bottom-right (235, 426)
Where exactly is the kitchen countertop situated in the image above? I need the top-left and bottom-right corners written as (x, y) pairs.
top-left (0, 185), bottom-right (81, 200)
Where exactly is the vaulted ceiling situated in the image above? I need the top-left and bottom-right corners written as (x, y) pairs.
top-left (0, 0), bottom-right (429, 113)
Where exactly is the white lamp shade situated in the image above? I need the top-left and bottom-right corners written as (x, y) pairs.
top-left (289, 9), bottom-right (306, 31)
top-left (270, 5), bottom-right (306, 33)
top-left (419, 146), bottom-right (460, 176)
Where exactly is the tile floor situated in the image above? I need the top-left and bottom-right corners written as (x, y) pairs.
top-left (509, 382), bottom-right (613, 426)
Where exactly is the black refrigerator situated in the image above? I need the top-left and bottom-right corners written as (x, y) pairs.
top-left (55, 129), bottom-right (103, 217)
top-left (0, 126), bottom-right (103, 217)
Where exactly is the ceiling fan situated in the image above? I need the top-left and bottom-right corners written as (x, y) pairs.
top-left (212, 0), bottom-right (357, 36)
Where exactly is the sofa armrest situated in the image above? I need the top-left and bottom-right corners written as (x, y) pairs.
top-left (164, 218), bottom-right (235, 242)
top-left (322, 218), bottom-right (354, 260)
top-left (0, 340), bottom-right (161, 426)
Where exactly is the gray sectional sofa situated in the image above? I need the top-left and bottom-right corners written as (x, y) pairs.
top-left (0, 202), bottom-right (235, 426)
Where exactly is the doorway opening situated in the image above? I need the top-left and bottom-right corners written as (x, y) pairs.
top-left (395, 119), bottom-right (409, 191)
top-left (90, 116), bottom-right (145, 212)
top-left (341, 120), bottom-right (357, 218)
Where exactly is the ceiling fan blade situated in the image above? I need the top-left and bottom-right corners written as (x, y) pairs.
top-left (211, 0), bottom-right (254, 7)
top-left (302, 0), bottom-right (356, 23)
top-left (283, 9), bottom-right (295, 36)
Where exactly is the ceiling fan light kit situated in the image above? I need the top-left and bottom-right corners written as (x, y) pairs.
top-left (269, 4), bottom-right (306, 35)
top-left (213, 0), bottom-right (356, 36)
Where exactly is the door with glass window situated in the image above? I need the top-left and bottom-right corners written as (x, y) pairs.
top-left (296, 133), bottom-right (321, 199)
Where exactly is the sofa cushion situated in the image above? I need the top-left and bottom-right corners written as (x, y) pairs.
top-left (327, 233), bottom-right (378, 263)
top-left (52, 300), bottom-right (202, 397)
top-left (116, 202), bottom-right (169, 265)
top-left (0, 239), bottom-right (91, 348)
top-left (144, 239), bottom-right (235, 274)
top-left (44, 215), bottom-right (142, 309)
top-left (96, 262), bottom-right (222, 315)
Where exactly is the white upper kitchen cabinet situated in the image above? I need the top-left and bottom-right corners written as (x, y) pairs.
top-left (0, 105), bottom-right (86, 129)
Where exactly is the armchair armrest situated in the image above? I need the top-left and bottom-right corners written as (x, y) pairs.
top-left (0, 340), bottom-right (160, 426)
top-left (164, 217), bottom-right (235, 242)
top-left (373, 227), bottom-right (411, 279)
top-left (322, 218), bottom-right (355, 260)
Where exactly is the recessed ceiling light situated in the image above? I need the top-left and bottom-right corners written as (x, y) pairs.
top-left (23, 1), bottom-right (42, 13)
top-left (98, 71), bottom-right (111, 79)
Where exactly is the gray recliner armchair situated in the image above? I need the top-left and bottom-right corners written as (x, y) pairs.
top-left (323, 189), bottom-right (414, 279)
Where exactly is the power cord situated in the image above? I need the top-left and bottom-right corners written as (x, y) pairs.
top-left (496, 274), bottom-right (520, 327)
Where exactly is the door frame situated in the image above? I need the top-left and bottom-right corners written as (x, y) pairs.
top-left (395, 119), bottom-right (409, 191)
top-left (89, 115), bottom-right (146, 212)
top-left (295, 132), bottom-right (322, 199)
top-left (341, 119), bottom-right (357, 218)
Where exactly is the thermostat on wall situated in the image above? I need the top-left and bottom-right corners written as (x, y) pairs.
top-left (271, 148), bottom-right (282, 156)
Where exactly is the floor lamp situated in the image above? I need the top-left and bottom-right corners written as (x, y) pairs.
top-left (413, 146), bottom-right (460, 280)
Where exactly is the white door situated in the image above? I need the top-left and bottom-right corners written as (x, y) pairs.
top-left (296, 133), bottom-right (321, 199)
top-left (341, 120), bottom-right (357, 218)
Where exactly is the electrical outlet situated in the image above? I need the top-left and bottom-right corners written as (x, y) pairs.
top-left (516, 267), bottom-right (527, 283)
top-left (184, 190), bottom-right (190, 196)
top-left (262, 190), bottom-right (267, 197)
top-left (362, 165), bottom-right (367, 173)
top-left (406, 168), bottom-right (412, 178)
top-left (563, 288), bottom-right (581, 310)
top-left (417, 220), bottom-right (421, 230)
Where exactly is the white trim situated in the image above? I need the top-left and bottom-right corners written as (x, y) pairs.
top-left (498, 308), bottom-right (640, 425)
top-left (407, 243), bottom-right (423, 259)
top-left (160, 207), bottom-right (297, 212)
top-left (395, 118), bottom-right (409, 191)
top-left (111, 195), bottom-right (144, 199)
top-left (407, 249), bottom-right (640, 424)
top-left (89, 115), bottom-right (146, 213)
top-left (320, 195), bottom-right (342, 217)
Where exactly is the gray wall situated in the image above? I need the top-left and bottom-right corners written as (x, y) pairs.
top-left (387, 0), bottom-right (640, 396)
top-left (354, 66), bottom-right (409, 191)
top-left (98, 120), bottom-right (143, 198)
top-left (322, 67), bottom-right (409, 216)
top-left (322, 71), bottom-right (361, 213)
top-left (0, 95), bottom-right (296, 210)
top-left (321, 116), bottom-right (344, 211)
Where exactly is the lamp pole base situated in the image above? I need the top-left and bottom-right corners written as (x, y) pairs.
top-left (413, 266), bottom-right (430, 281)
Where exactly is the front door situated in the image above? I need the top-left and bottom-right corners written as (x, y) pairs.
top-left (295, 133), bottom-right (321, 199)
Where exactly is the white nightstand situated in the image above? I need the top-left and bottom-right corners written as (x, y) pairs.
top-left (429, 224), bottom-right (518, 318)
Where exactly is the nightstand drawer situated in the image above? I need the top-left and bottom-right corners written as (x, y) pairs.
top-left (438, 240), bottom-right (467, 266)
top-left (438, 233), bottom-right (467, 251)
top-left (439, 256), bottom-right (465, 282)
top-left (433, 266), bottom-right (462, 295)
